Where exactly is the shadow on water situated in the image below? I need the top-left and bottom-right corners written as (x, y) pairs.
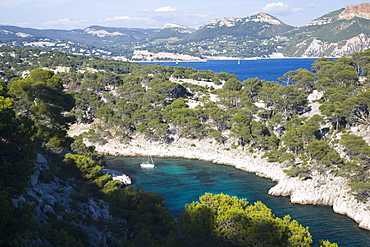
top-left (105, 156), bottom-right (370, 246)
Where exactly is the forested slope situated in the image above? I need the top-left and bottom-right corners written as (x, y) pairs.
top-left (55, 48), bottom-right (370, 202)
top-left (2, 46), bottom-right (369, 246)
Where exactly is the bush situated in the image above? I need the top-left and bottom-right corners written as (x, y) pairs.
top-left (284, 164), bottom-right (311, 178)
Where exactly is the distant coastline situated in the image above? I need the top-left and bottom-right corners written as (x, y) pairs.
top-left (134, 56), bottom-right (325, 63)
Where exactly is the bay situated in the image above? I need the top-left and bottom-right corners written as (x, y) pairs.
top-left (140, 58), bottom-right (318, 82)
top-left (105, 156), bottom-right (370, 247)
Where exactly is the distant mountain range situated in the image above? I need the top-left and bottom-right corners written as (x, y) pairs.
top-left (1, 3), bottom-right (370, 60)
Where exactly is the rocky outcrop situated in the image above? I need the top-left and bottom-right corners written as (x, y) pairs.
top-left (84, 134), bottom-right (370, 231)
top-left (84, 28), bottom-right (125, 37)
top-left (164, 23), bottom-right (193, 33)
top-left (13, 154), bottom-right (118, 246)
top-left (301, 38), bottom-right (331, 58)
top-left (338, 3), bottom-right (370, 20)
top-left (300, 34), bottom-right (370, 58)
top-left (269, 175), bottom-right (370, 230)
top-left (202, 13), bottom-right (282, 28)
top-left (102, 168), bottom-right (132, 185)
top-left (292, 3), bottom-right (370, 58)
top-left (306, 3), bottom-right (370, 27)
top-left (29, 154), bottom-right (50, 187)
top-left (331, 33), bottom-right (370, 56)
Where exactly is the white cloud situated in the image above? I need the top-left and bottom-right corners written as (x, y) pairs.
top-left (263, 2), bottom-right (289, 12)
top-left (262, 2), bottom-right (303, 16)
top-left (103, 16), bottom-right (146, 22)
top-left (155, 6), bottom-right (176, 12)
top-left (42, 18), bottom-right (88, 28)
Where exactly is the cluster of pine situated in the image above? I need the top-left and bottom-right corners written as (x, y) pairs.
top-left (2, 45), bottom-right (369, 246)
top-left (54, 48), bottom-right (370, 201)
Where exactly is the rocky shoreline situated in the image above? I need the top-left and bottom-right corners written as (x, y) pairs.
top-left (83, 135), bottom-right (370, 231)
top-left (102, 168), bottom-right (132, 185)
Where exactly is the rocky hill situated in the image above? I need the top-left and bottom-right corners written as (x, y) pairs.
top-left (0, 25), bottom-right (160, 58)
top-left (184, 13), bottom-right (294, 41)
top-left (149, 23), bottom-right (194, 40)
top-left (339, 3), bottom-right (370, 20)
top-left (1, 3), bottom-right (370, 59)
top-left (284, 3), bottom-right (370, 57)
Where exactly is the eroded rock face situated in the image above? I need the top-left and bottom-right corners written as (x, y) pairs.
top-left (13, 154), bottom-right (119, 246)
top-left (301, 34), bottom-right (370, 58)
top-left (29, 154), bottom-right (49, 187)
top-left (269, 175), bottom-right (370, 231)
top-left (339, 3), bottom-right (370, 20)
top-left (298, 3), bottom-right (370, 57)
top-left (84, 28), bottom-right (125, 37)
top-left (202, 13), bottom-right (282, 28)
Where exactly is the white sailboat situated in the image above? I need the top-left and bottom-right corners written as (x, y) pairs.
top-left (140, 154), bottom-right (156, 168)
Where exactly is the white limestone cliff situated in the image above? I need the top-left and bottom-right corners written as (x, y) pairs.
top-left (201, 13), bottom-right (281, 29)
top-left (299, 34), bottom-right (370, 58)
top-left (82, 134), bottom-right (370, 231)
top-left (84, 28), bottom-right (125, 37)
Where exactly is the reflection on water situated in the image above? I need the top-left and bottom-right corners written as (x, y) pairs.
top-left (105, 156), bottom-right (370, 246)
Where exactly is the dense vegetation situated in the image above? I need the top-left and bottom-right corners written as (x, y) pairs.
top-left (179, 193), bottom-right (314, 247)
top-left (52, 48), bottom-right (370, 201)
top-left (3, 45), bottom-right (370, 245)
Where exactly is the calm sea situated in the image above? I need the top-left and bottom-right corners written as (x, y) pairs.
top-left (105, 156), bottom-right (370, 247)
top-left (140, 58), bottom-right (318, 82)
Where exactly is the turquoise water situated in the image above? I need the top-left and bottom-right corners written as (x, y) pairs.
top-left (140, 58), bottom-right (318, 82)
top-left (105, 156), bottom-right (370, 246)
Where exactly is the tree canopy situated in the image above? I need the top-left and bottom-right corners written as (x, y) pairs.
top-left (179, 193), bottom-right (313, 247)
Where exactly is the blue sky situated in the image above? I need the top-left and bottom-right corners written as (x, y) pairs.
top-left (0, 0), bottom-right (366, 30)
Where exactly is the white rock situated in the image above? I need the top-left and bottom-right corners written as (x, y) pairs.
top-left (43, 204), bottom-right (54, 214)
top-left (80, 133), bottom-right (370, 231)
top-left (102, 169), bottom-right (132, 185)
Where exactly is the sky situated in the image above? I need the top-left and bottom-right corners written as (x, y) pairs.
top-left (0, 0), bottom-right (367, 30)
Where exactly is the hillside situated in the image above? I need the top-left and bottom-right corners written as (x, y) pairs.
top-left (181, 13), bottom-right (294, 41)
top-left (164, 13), bottom-right (295, 58)
top-left (149, 23), bottom-right (194, 40)
top-left (0, 25), bottom-right (160, 58)
top-left (1, 3), bottom-right (370, 60)
top-left (1, 46), bottom-right (356, 246)
top-left (284, 3), bottom-right (370, 57)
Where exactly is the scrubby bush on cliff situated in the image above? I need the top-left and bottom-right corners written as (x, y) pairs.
top-left (0, 96), bottom-right (36, 243)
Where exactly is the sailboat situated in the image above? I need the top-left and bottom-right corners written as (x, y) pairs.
top-left (140, 154), bottom-right (156, 168)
